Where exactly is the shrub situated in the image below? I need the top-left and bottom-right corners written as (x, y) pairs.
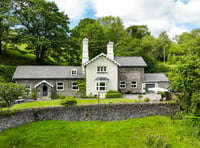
top-left (60, 96), bottom-right (77, 106)
top-left (190, 92), bottom-right (200, 116)
top-left (51, 94), bottom-right (65, 99)
top-left (144, 97), bottom-right (150, 102)
top-left (125, 90), bottom-right (131, 94)
top-left (138, 94), bottom-right (143, 99)
top-left (0, 99), bottom-right (7, 108)
top-left (31, 93), bottom-right (37, 98)
top-left (105, 90), bottom-right (122, 98)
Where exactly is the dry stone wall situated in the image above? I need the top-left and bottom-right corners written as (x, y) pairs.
top-left (0, 103), bottom-right (180, 132)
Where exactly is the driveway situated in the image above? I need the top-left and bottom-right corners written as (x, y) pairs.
top-left (123, 94), bottom-right (161, 101)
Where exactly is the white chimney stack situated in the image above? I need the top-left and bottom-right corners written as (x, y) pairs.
top-left (82, 38), bottom-right (89, 70)
top-left (107, 41), bottom-right (114, 60)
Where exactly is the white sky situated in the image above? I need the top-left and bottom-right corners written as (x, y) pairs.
top-left (47, 0), bottom-right (200, 39)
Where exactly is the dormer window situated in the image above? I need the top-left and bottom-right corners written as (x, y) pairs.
top-left (71, 69), bottom-right (77, 76)
top-left (97, 66), bottom-right (107, 73)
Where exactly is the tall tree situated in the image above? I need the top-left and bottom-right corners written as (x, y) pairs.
top-left (126, 25), bottom-right (150, 39)
top-left (70, 18), bottom-right (107, 60)
top-left (12, 0), bottom-right (70, 63)
top-left (99, 16), bottom-right (125, 43)
top-left (0, 0), bottom-right (12, 54)
top-left (170, 54), bottom-right (200, 112)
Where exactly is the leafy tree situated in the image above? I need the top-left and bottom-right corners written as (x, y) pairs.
top-left (126, 25), bottom-right (150, 39)
top-left (0, 65), bottom-right (16, 82)
top-left (115, 37), bottom-right (142, 56)
top-left (70, 18), bottom-right (107, 60)
top-left (170, 54), bottom-right (200, 112)
top-left (12, 0), bottom-right (70, 63)
top-left (0, 0), bottom-right (13, 54)
top-left (152, 31), bottom-right (171, 62)
top-left (191, 92), bottom-right (200, 116)
top-left (0, 83), bottom-right (26, 107)
top-left (99, 16), bottom-right (125, 43)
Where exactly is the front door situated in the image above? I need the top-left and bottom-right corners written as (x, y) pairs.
top-left (43, 85), bottom-right (48, 96)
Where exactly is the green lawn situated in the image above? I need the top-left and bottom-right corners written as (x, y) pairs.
top-left (4, 99), bottom-right (142, 110)
top-left (0, 116), bottom-right (199, 148)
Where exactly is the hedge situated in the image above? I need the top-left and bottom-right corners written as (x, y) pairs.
top-left (105, 90), bottom-right (122, 98)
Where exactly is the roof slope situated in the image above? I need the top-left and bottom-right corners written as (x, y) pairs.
top-left (12, 66), bottom-right (84, 80)
top-left (143, 73), bottom-right (169, 82)
top-left (83, 53), bottom-right (120, 66)
top-left (114, 56), bottom-right (147, 67)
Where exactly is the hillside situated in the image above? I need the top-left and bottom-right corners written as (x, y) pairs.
top-left (0, 116), bottom-right (199, 148)
top-left (0, 49), bottom-right (58, 83)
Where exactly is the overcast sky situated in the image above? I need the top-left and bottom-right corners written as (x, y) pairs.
top-left (47, 0), bottom-right (200, 39)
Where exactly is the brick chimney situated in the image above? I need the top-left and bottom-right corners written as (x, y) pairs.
top-left (107, 41), bottom-right (114, 60)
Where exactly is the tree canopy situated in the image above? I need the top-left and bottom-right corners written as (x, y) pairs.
top-left (12, 0), bottom-right (70, 63)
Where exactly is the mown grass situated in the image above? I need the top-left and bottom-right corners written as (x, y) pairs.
top-left (0, 116), bottom-right (199, 148)
top-left (4, 99), bottom-right (142, 110)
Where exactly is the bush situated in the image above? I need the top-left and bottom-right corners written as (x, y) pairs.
top-left (60, 96), bottom-right (77, 106)
top-left (105, 90), bottom-right (122, 98)
top-left (51, 94), bottom-right (65, 99)
top-left (0, 99), bottom-right (7, 108)
top-left (191, 92), bottom-right (200, 116)
top-left (31, 93), bottom-right (37, 98)
top-left (144, 97), bottom-right (150, 102)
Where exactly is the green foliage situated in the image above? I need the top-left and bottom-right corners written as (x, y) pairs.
top-left (105, 90), bottom-right (122, 98)
top-left (170, 54), bottom-right (200, 112)
top-left (191, 92), bottom-right (200, 116)
top-left (0, 83), bottom-right (25, 107)
top-left (77, 79), bottom-right (86, 93)
top-left (31, 93), bottom-right (37, 99)
top-left (0, 65), bottom-right (16, 82)
top-left (70, 18), bottom-right (107, 60)
top-left (98, 16), bottom-right (125, 43)
top-left (126, 25), bottom-right (150, 39)
top-left (0, 0), bottom-right (13, 54)
top-left (144, 97), bottom-right (150, 102)
top-left (60, 96), bottom-right (77, 106)
top-left (0, 98), bottom-right (7, 108)
top-left (0, 116), bottom-right (199, 147)
top-left (51, 94), bottom-right (65, 100)
top-left (12, 0), bottom-right (70, 63)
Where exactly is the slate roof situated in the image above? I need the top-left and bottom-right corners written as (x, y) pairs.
top-left (143, 73), bottom-right (169, 83)
top-left (12, 66), bottom-right (84, 80)
top-left (114, 56), bottom-right (147, 67)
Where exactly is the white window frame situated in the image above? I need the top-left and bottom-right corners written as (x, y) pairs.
top-left (72, 82), bottom-right (79, 91)
top-left (96, 81), bottom-right (108, 92)
top-left (71, 69), bottom-right (77, 76)
top-left (56, 82), bottom-right (64, 91)
top-left (119, 81), bottom-right (126, 89)
top-left (131, 81), bottom-right (137, 88)
top-left (97, 66), bottom-right (107, 73)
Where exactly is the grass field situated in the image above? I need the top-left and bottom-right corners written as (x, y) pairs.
top-left (0, 49), bottom-right (36, 66)
top-left (3, 99), bottom-right (142, 110)
top-left (0, 116), bottom-right (199, 148)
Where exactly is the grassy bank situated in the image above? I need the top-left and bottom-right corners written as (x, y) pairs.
top-left (3, 99), bottom-right (142, 110)
top-left (0, 116), bottom-right (199, 147)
